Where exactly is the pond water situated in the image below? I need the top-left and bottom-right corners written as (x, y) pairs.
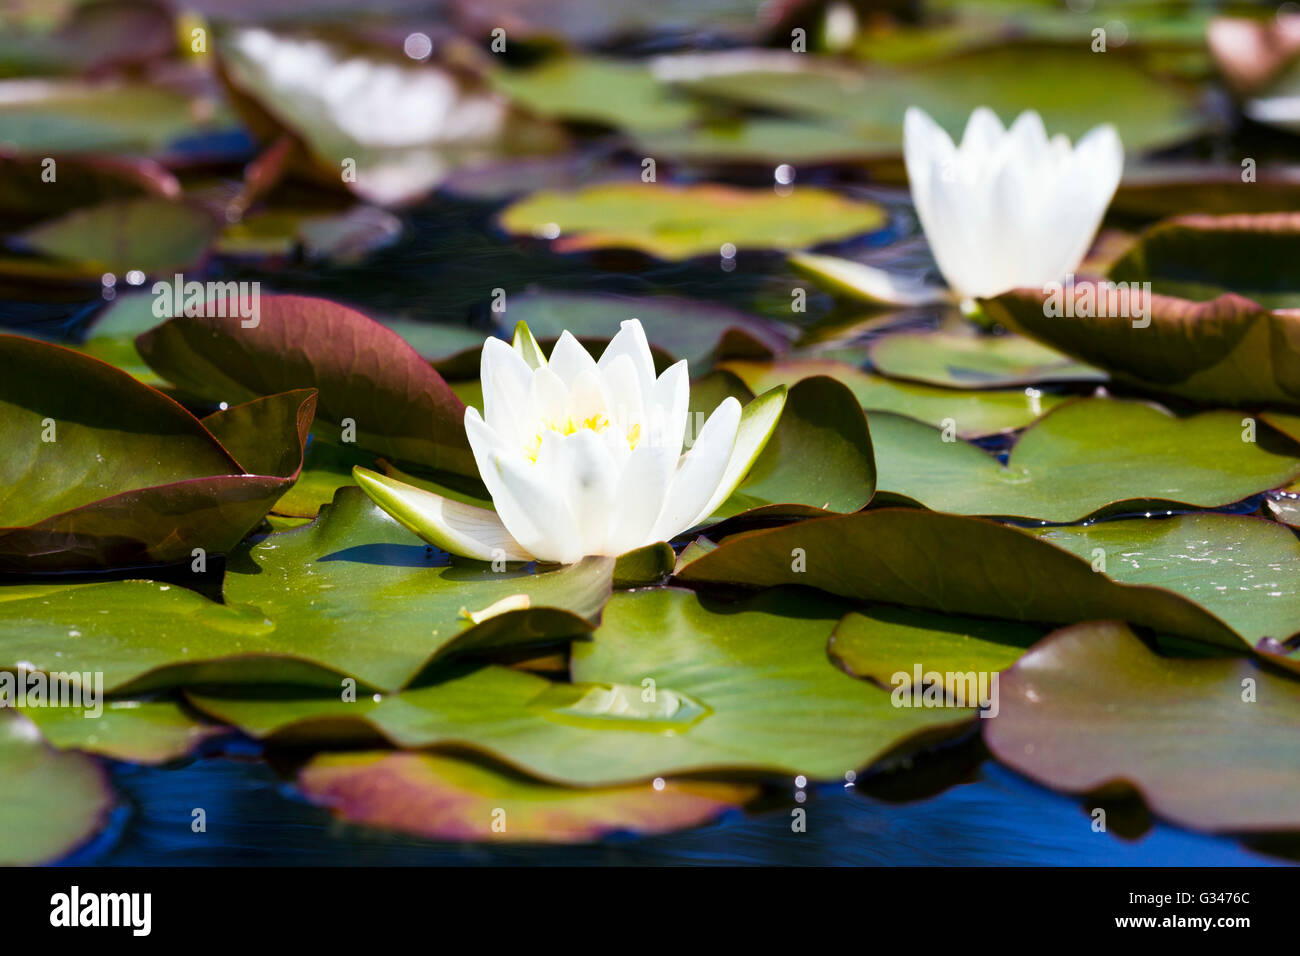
top-left (64, 738), bottom-right (1276, 866)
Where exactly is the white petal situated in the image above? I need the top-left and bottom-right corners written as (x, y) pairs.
top-left (352, 467), bottom-right (530, 561)
top-left (599, 352), bottom-right (646, 436)
top-left (597, 318), bottom-right (657, 405)
top-left (647, 359), bottom-right (689, 455)
top-left (555, 429), bottom-right (620, 556)
top-left (690, 385), bottom-right (787, 526)
top-left (480, 336), bottom-right (534, 443)
top-left (466, 408), bottom-right (578, 561)
top-left (605, 432), bottom-right (677, 554)
top-left (546, 330), bottom-right (599, 386)
top-left (648, 396), bottom-right (741, 542)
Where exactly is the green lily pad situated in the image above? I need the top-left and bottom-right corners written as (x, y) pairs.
top-left (0, 78), bottom-right (237, 155)
top-left (270, 440), bottom-right (373, 518)
top-left (0, 713), bottom-right (113, 865)
top-left (674, 44), bottom-right (1202, 155)
top-left (0, 488), bottom-right (613, 694)
top-left (191, 588), bottom-right (970, 785)
top-left (722, 358), bottom-right (1066, 437)
top-left (23, 698), bottom-right (222, 765)
top-left (675, 509), bottom-right (1245, 651)
top-left (708, 375), bottom-right (875, 520)
top-left (984, 621), bottom-right (1300, 832)
top-left (986, 214), bottom-right (1300, 406)
top-left (1028, 514), bottom-right (1300, 646)
top-left (1109, 213), bottom-right (1300, 311)
top-left (1114, 164), bottom-right (1300, 219)
top-left (298, 750), bottom-right (756, 844)
top-left (869, 331), bottom-right (1105, 389)
top-left (491, 57), bottom-right (701, 132)
top-left (633, 117), bottom-right (902, 166)
top-left (15, 197), bottom-right (220, 274)
top-left (0, 334), bottom-right (314, 571)
top-left (497, 182), bottom-right (887, 260)
top-left (136, 294), bottom-right (477, 478)
top-left (830, 607), bottom-right (1045, 698)
top-left (611, 542), bottom-right (676, 588)
top-left (868, 398), bottom-right (1300, 522)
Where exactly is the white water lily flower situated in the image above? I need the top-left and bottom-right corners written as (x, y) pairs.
top-left (903, 105), bottom-right (1124, 301)
top-left (354, 320), bottom-right (786, 565)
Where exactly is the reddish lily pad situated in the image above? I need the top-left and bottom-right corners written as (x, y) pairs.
top-left (986, 214), bottom-right (1300, 407)
top-left (136, 294), bottom-right (477, 478)
top-left (984, 621), bottom-right (1300, 832)
top-left (0, 334), bottom-right (314, 571)
top-left (298, 750), bottom-right (756, 844)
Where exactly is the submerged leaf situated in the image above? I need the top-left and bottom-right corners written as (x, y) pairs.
top-left (298, 750), bottom-right (755, 843)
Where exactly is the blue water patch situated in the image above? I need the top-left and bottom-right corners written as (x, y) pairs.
top-left (81, 754), bottom-right (1282, 866)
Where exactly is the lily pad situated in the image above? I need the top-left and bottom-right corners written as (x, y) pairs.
top-left (675, 509), bottom-right (1244, 651)
top-left (0, 334), bottom-right (314, 571)
top-left (0, 714), bottom-right (113, 865)
top-left (869, 331), bottom-right (1105, 389)
top-left (0, 488), bottom-right (613, 693)
top-left (722, 358), bottom-right (1066, 437)
top-left (0, 153), bottom-right (180, 225)
top-left (830, 607), bottom-right (1045, 698)
top-left (270, 439), bottom-right (373, 518)
top-left (708, 375), bottom-right (875, 520)
top-left (984, 621), bottom-right (1300, 832)
top-left (497, 182), bottom-right (887, 260)
top-left (23, 698), bottom-right (222, 765)
top-left (986, 214), bottom-right (1300, 406)
top-left (491, 57), bottom-right (701, 133)
top-left (1028, 514), bottom-right (1300, 647)
top-left (672, 45), bottom-right (1202, 155)
top-left (190, 588), bottom-right (971, 785)
top-left (298, 750), bottom-right (756, 844)
top-left (1108, 212), bottom-right (1300, 311)
top-left (868, 398), bottom-right (1300, 522)
top-left (14, 197), bottom-right (220, 275)
top-left (633, 117), bottom-right (905, 166)
top-left (0, 78), bottom-right (238, 155)
top-left (1114, 163), bottom-right (1300, 218)
top-left (136, 294), bottom-right (477, 478)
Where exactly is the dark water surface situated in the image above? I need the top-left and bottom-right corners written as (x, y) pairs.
top-left (65, 743), bottom-right (1277, 866)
